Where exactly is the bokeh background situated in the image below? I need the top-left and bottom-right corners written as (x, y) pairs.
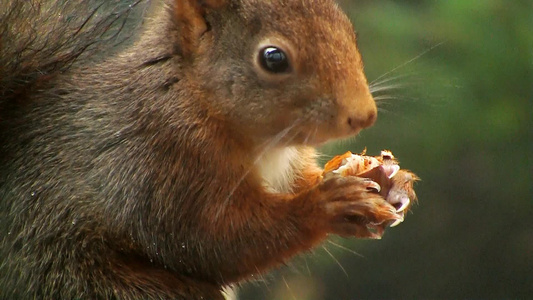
top-left (239, 0), bottom-right (532, 299)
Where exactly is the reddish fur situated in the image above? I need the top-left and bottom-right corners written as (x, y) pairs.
top-left (0, 0), bottom-right (397, 298)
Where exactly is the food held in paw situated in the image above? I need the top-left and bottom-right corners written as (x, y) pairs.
top-left (323, 150), bottom-right (398, 178)
top-left (323, 149), bottom-right (419, 235)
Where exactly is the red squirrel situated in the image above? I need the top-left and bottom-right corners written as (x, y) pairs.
top-left (0, 0), bottom-right (411, 298)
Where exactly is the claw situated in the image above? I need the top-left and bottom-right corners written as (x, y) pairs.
top-left (390, 211), bottom-right (405, 227)
top-left (390, 219), bottom-right (402, 227)
top-left (387, 191), bottom-right (411, 213)
top-left (395, 196), bottom-right (410, 212)
top-left (383, 164), bottom-right (400, 179)
top-left (363, 179), bottom-right (381, 192)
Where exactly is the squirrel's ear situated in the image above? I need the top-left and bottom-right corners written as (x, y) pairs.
top-left (173, 0), bottom-right (227, 57)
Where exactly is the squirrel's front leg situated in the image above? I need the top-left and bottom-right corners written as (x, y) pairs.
top-left (207, 171), bottom-right (401, 283)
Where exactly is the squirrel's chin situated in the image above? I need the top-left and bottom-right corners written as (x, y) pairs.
top-left (311, 129), bottom-right (363, 146)
top-left (293, 131), bottom-right (361, 147)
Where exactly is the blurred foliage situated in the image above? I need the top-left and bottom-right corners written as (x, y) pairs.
top-left (240, 0), bottom-right (532, 299)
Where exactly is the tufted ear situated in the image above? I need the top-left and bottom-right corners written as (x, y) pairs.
top-left (173, 0), bottom-right (227, 57)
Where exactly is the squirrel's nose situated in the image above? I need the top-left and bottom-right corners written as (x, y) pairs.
top-left (335, 82), bottom-right (378, 134)
top-left (347, 109), bottom-right (377, 130)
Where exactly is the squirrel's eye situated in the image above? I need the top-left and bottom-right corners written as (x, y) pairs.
top-left (259, 47), bottom-right (290, 73)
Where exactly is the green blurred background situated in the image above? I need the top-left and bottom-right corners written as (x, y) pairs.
top-left (240, 0), bottom-right (532, 299)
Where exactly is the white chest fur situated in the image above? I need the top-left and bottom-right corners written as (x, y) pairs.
top-left (256, 146), bottom-right (302, 194)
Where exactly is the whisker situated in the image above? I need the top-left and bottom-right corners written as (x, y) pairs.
top-left (327, 240), bottom-right (364, 258)
top-left (369, 83), bottom-right (404, 94)
top-left (282, 275), bottom-right (297, 300)
top-left (315, 151), bottom-right (330, 162)
top-left (374, 94), bottom-right (424, 104)
top-left (373, 95), bottom-right (403, 101)
top-left (222, 119), bottom-right (302, 209)
top-left (303, 256), bottom-right (312, 277)
top-left (303, 121), bottom-right (320, 146)
top-left (322, 245), bottom-right (348, 278)
top-left (370, 72), bottom-right (415, 90)
top-left (311, 123), bottom-right (319, 146)
top-left (376, 95), bottom-right (424, 105)
top-left (377, 107), bottom-right (391, 114)
top-left (254, 266), bottom-right (271, 292)
top-left (374, 99), bottom-right (400, 108)
top-left (369, 41), bottom-right (445, 86)
top-left (278, 123), bottom-right (305, 149)
top-left (378, 106), bottom-right (418, 125)
top-left (303, 126), bottom-right (314, 145)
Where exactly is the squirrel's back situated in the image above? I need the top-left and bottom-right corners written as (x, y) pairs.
top-left (0, 0), bottom-right (149, 103)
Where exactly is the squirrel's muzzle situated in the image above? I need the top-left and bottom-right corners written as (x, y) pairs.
top-left (337, 89), bottom-right (378, 135)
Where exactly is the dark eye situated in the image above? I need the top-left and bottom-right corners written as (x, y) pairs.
top-left (259, 47), bottom-right (290, 73)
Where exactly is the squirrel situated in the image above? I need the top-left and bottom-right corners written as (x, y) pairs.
top-left (0, 0), bottom-right (408, 299)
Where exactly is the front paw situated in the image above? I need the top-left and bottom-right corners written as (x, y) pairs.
top-left (315, 175), bottom-right (402, 239)
top-left (357, 166), bottom-right (419, 227)
top-left (385, 169), bottom-right (419, 226)
top-left (321, 150), bottom-right (419, 232)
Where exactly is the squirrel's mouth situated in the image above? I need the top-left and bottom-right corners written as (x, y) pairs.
top-left (249, 103), bottom-right (371, 147)
top-left (290, 126), bottom-right (363, 147)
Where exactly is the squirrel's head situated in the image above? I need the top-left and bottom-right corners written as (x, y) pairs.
top-left (171, 0), bottom-right (377, 146)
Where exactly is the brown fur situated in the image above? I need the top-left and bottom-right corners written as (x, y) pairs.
top-left (0, 0), bottom-right (392, 298)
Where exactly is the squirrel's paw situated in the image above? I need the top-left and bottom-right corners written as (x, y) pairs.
top-left (357, 166), bottom-right (419, 228)
top-left (386, 169), bottom-right (418, 227)
top-left (322, 150), bottom-right (419, 234)
top-left (315, 175), bottom-right (401, 239)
